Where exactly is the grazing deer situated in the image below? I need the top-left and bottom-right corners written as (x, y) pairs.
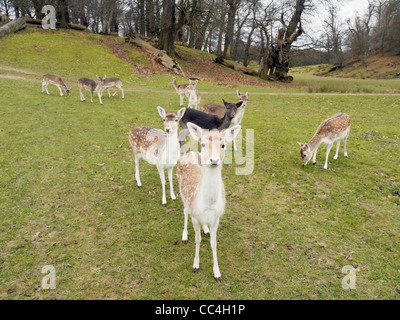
top-left (169, 77), bottom-right (192, 106)
top-left (298, 113), bottom-right (351, 170)
top-left (176, 122), bottom-right (241, 282)
top-left (129, 106), bottom-right (186, 207)
top-left (202, 91), bottom-right (249, 150)
top-left (178, 99), bottom-right (243, 146)
top-left (42, 74), bottom-right (70, 96)
top-left (78, 76), bottom-right (105, 104)
top-left (187, 80), bottom-right (201, 110)
top-left (100, 77), bottom-right (124, 99)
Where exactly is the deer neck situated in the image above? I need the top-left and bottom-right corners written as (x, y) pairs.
top-left (218, 113), bottom-right (232, 130)
top-left (308, 134), bottom-right (323, 151)
top-left (196, 164), bottom-right (225, 212)
top-left (163, 131), bottom-right (180, 165)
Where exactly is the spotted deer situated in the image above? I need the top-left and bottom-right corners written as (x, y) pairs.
top-left (201, 92), bottom-right (248, 151)
top-left (169, 77), bottom-right (192, 106)
top-left (187, 80), bottom-right (201, 110)
top-left (78, 76), bottom-right (105, 104)
top-left (176, 122), bottom-right (241, 282)
top-left (42, 74), bottom-right (70, 96)
top-left (298, 113), bottom-right (351, 169)
top-left (129, 106), bottom-right (186, 207)
top-left (100, 77), bottom-right (124, 99)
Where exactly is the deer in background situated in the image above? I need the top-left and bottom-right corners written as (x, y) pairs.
top-left (202, 91), bottom-right (249, 150)
top-left (100, 77), bottom-right (124, 99)
top-left (178, 99), bottom-right (242, 147)
top-left (78, 75), bottom-right (105, 104)
top-left (42, 74), bottom-right (70, 96)
top-left (169, 77), bottom-right (192, 106)
top-left (186, 80), bottom-right (201, 110)
top-left (129, 106), bottom-right (186, 207)
top-left (298, 113), bottom-right (351, 170)
top-left (176, 122), bottom-right (241, 282)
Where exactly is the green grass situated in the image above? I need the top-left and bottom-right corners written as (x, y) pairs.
top-left (1, 29), bottom-right (400, 300)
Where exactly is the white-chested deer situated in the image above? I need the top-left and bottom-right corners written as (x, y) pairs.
top-left (186, 80), bottom-right (201, 110)
top-left (202, 91), bottom-right (249, 150)
top-left (129, 106), bottom-right (186, 207)
top-left (169, 77), bottom-right (192, 106)
top-left (42, 74), bottom-right (70, 96)
top-left (78, 75), bottom-right (105, 104)
top-left (100, 77), bottom-right (124, 99)
top-left (176, 122), bottom-right (241, 282)
top-left (298, 113), bottom-right (351, 170)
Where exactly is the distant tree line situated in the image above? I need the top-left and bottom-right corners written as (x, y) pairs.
top-left (1, 1), bottom-right (400, 80)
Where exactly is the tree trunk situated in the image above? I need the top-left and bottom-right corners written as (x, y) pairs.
top-left (159, 0), bottom-right (176, 57)
top-left (146, 0), bottom-right (157, 37)
top-left (0, 17), bottom-right (26, 38)
top-left (243, 23), bottom-right (256, 67)
top-left (223, 0), bottom-right (240, 60)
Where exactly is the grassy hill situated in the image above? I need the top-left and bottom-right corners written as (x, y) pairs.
top-left (0, 28), bottom-right (400, 300)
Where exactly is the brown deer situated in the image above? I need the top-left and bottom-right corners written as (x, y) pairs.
top-left (42, 74), bottom-right (70, 96)
top-left (78, 76), bottom-right (105, 104)
top-left (100, 77), bottom-right (124, 99)
top-left (298, 113), bottom-right (351, 169)
top-left (169, 77), bottom-right (192, 106)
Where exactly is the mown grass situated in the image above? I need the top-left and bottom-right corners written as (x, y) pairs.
top-left (0, 29), bottom-right (400, 300)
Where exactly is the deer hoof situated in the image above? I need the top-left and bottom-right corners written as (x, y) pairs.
top-left (313, 162), bottom-right (316, 165)
top-left (193, 268), bottom-right (199, 274)
top-left (215, 277), bottom-right (222, 283)
top-left (162, 204), bottom-right (166, 207)
top-left (182, 240), bottom-right (188, 244)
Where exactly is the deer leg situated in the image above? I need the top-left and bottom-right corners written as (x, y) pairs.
top-left (107, 88), bottom-right (111, 98)
top-left (45, 85), bottom-right (50, 95)
top-left (41, 82), bottom-right (45, 94)
top-left (57, 85), bottom-right (63, 96)
top-left (210, 221), bottom-right (221, 282)
top-left (90, 90), bottom-right (94, 103)
top-left (79, 88), bottom-right (85, 101)
top-left (324, 143), bottom-right (333, 169)
top-left (180, 94), bottom-right (184, 106)
top-left (134, 156), bottom-right (142, 187)
top-left (313, 148), bottom-right (318, 165)
top-left (202, 225), bottom-right (210, 236)
top-left (157, 165), bottom-right (167, 207)
top-left (167, 167), bottom-right (176, 201)
top-left (182, 207), bottom-right (189, 244)
top-left (334, 140), bottom-right (341, 160)
top-left (97, 91), bottom-right (103, 105)
top-left (192, 218), bottom-right (201, 273)
top-left (121, 87), bottom-right (125, 99)
top-left (344, 137), bottom-right (349, 158)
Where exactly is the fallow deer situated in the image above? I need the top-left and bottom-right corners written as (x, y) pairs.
top-left (129, 106), bottom-right (186, 207)
top-left (42, 74), bottom-right (70, 96)
top-left (169, 77), bottom-right (192, 106)
top-left (78, 76), bottom-right (105, 104)
top-left (186, 80), bottom-right (201, 110)
top-left (176, 122), bottom-right (241, 282)
top-left (178, 99), bottom-right (243, 147)
top-left (100, 77), bottom-right (124, 99)
top-left (298, 113), bottom-right (351, 170)
top-left (202, 91), bottom-right (249, 150)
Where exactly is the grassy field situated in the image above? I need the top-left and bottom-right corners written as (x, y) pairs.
top-left (0, 29), bottom-right (400, 300)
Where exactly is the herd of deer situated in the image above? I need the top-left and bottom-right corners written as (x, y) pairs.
top-left (41, 74), bottom-right (351, 282)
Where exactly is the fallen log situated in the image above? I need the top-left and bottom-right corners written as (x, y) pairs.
top-left (23, 17), bottom-right (86, 31)
top-left (128, 36), bottom-right (185, 76)
top-left (214, 56), bottom-right (258, 77)
top-left (0, 17), bottom-right (26, 39)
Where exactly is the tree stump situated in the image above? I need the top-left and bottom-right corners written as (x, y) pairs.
top-left (0, 18), bottom-right (26, 39)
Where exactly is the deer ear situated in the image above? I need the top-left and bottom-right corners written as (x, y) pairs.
top-left (187, 122), bottom-right (202, 141)
top-left (96, 75), bottom-right (99, 80)
top-left (297, 142), bottom-right (304, 147)
top-left (305, 143), bottom-right (310, 150)
top-left (157, 106), bottom-right (166, 118)
top-left (224, 125), bottom-right (241, 143)
top-left (237, 90), bottom-right (240, 98)
top-left (177, 108), bottom-right (186, 119)
top-left (236, 101), bottom-right (244, 108)
top-left (222, 99), bottom-right (228, 107)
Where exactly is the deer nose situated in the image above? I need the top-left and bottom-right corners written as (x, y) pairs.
top-left (166, 128), bottom-right (170, 133)
top-left (210, 158), bottom-right (220, 166)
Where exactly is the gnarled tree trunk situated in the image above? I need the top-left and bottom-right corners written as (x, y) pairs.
top-left (0, 17), bottom-right (26, 39)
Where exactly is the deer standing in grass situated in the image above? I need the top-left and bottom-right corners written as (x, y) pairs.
top-left (129, 106), bottom-right (186, 207)
top-left (177, 122), bottom-right (241, 282)
top-left (100, 77), bottom-right (124, 99)
top-left (78, 75), bottom-right (105, 104)
top-left (186, 80), bottom-right (201, 110)
top-left (169, 77), bottom-right (192, 106)
top-left (298, 113), bottom-right (351, 169)
top-left (42, 74), bottom-right (70, 96)
top-left (202, 91), bottom-right (249, 150)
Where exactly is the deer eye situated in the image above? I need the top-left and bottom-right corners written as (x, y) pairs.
top-left (201, 143), bottom-right (205, 148)
top-left (222, 144), bottom-right (225, 149)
